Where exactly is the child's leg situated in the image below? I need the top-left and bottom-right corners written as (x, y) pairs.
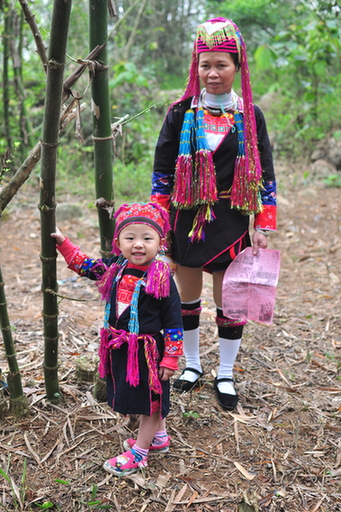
top-left (103, 412), bottom-right (159, 477)
top-left (135, 411), bottom-right (161, 450)
top-left (123, 415), bottom-right (170, 453)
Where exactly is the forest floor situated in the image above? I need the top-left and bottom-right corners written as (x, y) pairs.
top-left (0, 160), bottom-right (341, 512)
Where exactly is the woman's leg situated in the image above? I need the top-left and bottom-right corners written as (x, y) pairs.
top-left (212, 271), bottom-right (245, 409)
top-left (175, 265), bottom-right (203, 302)
top-left (173, 266), bottom-right (204, 389)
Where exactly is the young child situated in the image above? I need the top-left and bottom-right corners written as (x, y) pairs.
top-left (51, 202), bottom-right (183, 477)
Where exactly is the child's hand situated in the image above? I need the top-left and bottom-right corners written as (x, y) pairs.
top-left (50, 227), bottom-right (66, 246)
top-left (158, 367), bottom-right (174, 381)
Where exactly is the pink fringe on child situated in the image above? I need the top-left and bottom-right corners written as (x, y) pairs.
top-left (98, 327), bottom-right (162, 394)
top-left (145, 257), bottom-right (171, 299)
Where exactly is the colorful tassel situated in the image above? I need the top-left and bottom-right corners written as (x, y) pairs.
top-left (126, 332), bottom-right (140, 387)
top-left (98, 327), bottom-right (110, 378)
top-left (172, 155), bottom-right (195, 207)
top-left (145, 254), bottom-right (171, 299)
top-left (195, 109), bottom-right (218, 205)
top-left (98, 327), bottom-right (162, 394)
top-left (172, 109), bottom-right (196, 207)
top-left (188, 204), bottom-right (216, 242)
top-left (172, 108), bottom-right (218, 213)
top-left (144, 335), bottom-right (162, 394)
top-left (96, 255), bottom-right (126, 302)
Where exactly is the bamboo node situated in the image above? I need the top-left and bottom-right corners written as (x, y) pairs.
top-left (92, 135), bottom-right (113, 141)
top-left (38, 203), bottom-right (56, 213)
top-left (40, 255), bottom-right (56, 263)
top-left (43, 364), bottom-right (59, 370)
top-left (40, 140), bottom-right (59, 147)
top-left (41, 311), bottom-right (59, 320)
top-left (48, 58), bottom-right (65, 70)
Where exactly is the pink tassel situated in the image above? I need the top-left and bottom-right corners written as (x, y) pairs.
top-left (172, 155), bottom-right (194, 207)
top-left (126, 333), bottom-right (140, 387)
top-left (98, 327), bottom-right (110, 378)
top-left (231, 155), bottom-right (261, 213)
top-left (144, 335), bottom-right (162, 394)
top-left (145, 258), bottom-right (171, 299)
top-left (230, 155), bottom-right (246, 208)
top-left (96, 263), bottom-right (120, 302)
top-left (195, 151), bottom-right (218, 204)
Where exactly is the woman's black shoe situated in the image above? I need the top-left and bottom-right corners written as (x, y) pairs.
top-left (214, 377), bottom-right (238, 410)
top-left (173, 367), bottom-right (203, 392)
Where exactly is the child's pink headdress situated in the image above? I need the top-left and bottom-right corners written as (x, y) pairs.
top-left (98, 202), bottom-right (171, 302)
top-left (112, 202), bottom-right (170, 255)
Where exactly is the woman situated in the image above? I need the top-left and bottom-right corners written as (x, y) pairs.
top-left (150, 18), bottom-right (276, 410)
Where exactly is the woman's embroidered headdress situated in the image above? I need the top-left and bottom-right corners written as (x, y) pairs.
top-left (172, 18), bottom-right (262, 242)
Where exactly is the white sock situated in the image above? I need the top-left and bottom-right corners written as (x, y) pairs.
top-left (178, 327), bottom-right (202, 382)
top-left (217, 338), bottom-right (241, 395)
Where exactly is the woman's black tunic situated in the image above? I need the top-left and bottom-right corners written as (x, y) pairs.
top-left (152, 98), bottom-right (275, 270)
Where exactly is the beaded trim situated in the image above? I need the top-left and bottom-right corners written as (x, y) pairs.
top-left (181, 307), bottom-right (202, 316)
top-left (215, 316), bottom-right (247, 327)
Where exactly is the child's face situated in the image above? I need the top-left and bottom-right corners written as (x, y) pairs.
top-left (116, 223), bottom-right (162, 266)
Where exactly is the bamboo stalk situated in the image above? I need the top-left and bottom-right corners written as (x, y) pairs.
top-left (89, 0), bottom-right (115, 258)
top-left (39, 0), bottom-right (72, 402)
top-left (0, 266), bottom-right (29, 417)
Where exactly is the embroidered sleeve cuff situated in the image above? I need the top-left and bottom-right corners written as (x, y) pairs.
top-left (150, 194), bottom-right (171, 212)
top-left (57, 238), bottom-right (91, 274)
top-left (254, 205), bottom-right (276, 231)
top-left (159, 356), bottom-right (178, 371)
top-left (163, 328), bottom-right (183, 357)
top-left (57, 238), bottom-right (81, 265)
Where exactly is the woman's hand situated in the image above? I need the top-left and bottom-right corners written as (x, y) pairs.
top-left (50, 227), bottom-right (66, 246)
top-left (158, 367), bottom-right (175, 381)
top-left (252, 231), bottom-right (268, 255)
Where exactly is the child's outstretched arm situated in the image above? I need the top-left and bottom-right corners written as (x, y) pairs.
top-left (50, 226), bottom-right (66, 245)
top-left (51, 228), bottom-right (109, 281)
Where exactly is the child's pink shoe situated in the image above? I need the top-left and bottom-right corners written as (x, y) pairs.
top-left (103, 447), bottom-right (148, 477)
top-left (123, 436), bottom-right (170, 454)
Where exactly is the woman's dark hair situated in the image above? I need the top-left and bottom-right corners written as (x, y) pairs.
top-left (230, 52), bottom-right (239, 70)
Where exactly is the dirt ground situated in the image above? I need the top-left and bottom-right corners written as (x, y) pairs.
top-left (0, 161), bottom-right (340, 512)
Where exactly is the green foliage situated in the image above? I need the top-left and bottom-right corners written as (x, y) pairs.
top-left (206, 0), bottom-right (341, 157)
top-left (0, 457), bottom-right (27, 510)
top-left (34, 503), bottom-right (56, 510)
top-left (322, 174), bottom-right (341, 188)
top-left (2, 0), bottom-right (341, 201)
top-left (113, 160), bottom-right (152, 205)
top-left (183, 410), bottom-right (200, 419)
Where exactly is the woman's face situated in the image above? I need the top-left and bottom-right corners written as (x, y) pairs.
top-left (198, 51), bottom-right (237, 95)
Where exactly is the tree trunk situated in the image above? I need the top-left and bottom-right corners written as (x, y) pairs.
top-left (11, 9), bottom-right (35, 153)
top-left (0, 266), bottom-right (29, 418)
top-left (89, 0), bottom-right (115, 257)
top-left (122, 0), bottom-right (148, 61)
top-left (2, 2), bottom-right (12, 159)
top-left (39, 0), bottom-right (72, 402)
